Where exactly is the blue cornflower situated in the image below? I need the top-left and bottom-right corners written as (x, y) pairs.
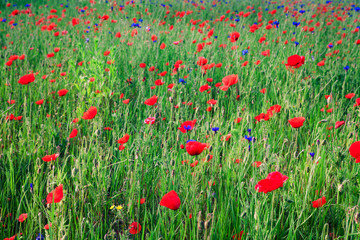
top-left (179, 78), bottom-right (186, 84)
top-left (186, 139), bottom-right (196, 143)
top-left (309, 152), bottom-right (315, 158)
top-left (242, 49), bottom-right (248, 55)
top-left (328, 43), bottom-right (333, 48)
top-left (273, 21), bottom-right (279, 28)
top-left (184, 125), bottom-right (192, 131)
top-left (244, 135), bottom-right (253, 142)
top-left (344, 66), bottom-right (349, 71)
top-left (131, 23), bottom-right (141, 28)
top-left (36, 234), bottom-right (45, 240)
top-left (295, 41), bottom-right (299, 46)
top-left (293, 21), bottom-right (300, 27)
top-left (212, 127), bottom-right (219, 133)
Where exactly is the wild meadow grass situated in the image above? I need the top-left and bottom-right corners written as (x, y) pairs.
top-left (1, 0), bottom-right (360, 239)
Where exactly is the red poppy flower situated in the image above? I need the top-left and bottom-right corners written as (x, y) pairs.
top-left (44, 223), bottom-right (52, 230)
top-left (58, 89), bottom-right (68, 96)
top-left (335, 121), bottom-right (345, 129)
top-left (285, 55), bottom-right (305, 68)
top-left (354, 98), bottom-right (360, 107)
top-left (144, 117), bottom-right (156, 124)
top-left (219, 74), bottom-right (239, 91)
top-left (18, 73), bottom-right (35, 85)
top-left (155, 79), bottom-right (165, 86)
top-left (261, 50), bottom-right (270, 56)
top-left (345, 93), bottom-right (355, 99)
top-left (144, 95), bottom-right (158, 106)
top-left (252, 161), bottom-right (262, 168)
top-left (160, 190), bottom-right (181, 210)
top-left (349, 141), bottom-right (360, 163)
top-left (158, 71), bottom-right (167, 77)
top-left (260, 88), bottom-right (266, 94)
top-left (104, 50), bottom-right (110, 56)
top-left (317, 60), bottom-right (325, 67)
top-left (234, 117), bottom-right (242, 123)
top-left (288, 117), bottom-right (305, 128)
top-left (46, 184), bottom-right (64, 204)
top-left (35, 99), bottom-right (44, 105)
top-left (18, 213), bottom-right (28, 223)
top-left (268, 104), bottom-right (282, 113)
top-left (160, 43), bottom-right (166, 49)
top-left (129, 222), bottom-right (141, 234)
top-left (69, 129), bottom-right (78, 138)
top-left (312, 196), bottom-right (326, 208)
top-left (139, 63), bottom-right (146, 68)
top-left (197, 56), bottom-right (208, 66)
top-left (178, 120), bottom-right (197, 133)
top-left (199, 84), bottom-right (211, 92)
top-left (82, 106), bottom-right (97, 120)
top-left (139, 198), bottom-right (146, 204)
top-left (42, 153), bottom-right (59, 162)
top-left (118, 133), bottom-right (130, 144)
top-left (255, 171), bottom-right (288, 193)
top-left (186, 141), bottom-right (207, 156)
top-left (229, 32), bottom-right (240, 42)
top-left (232, 231), bottom-right (244, 240)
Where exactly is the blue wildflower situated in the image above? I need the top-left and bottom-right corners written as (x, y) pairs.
top-left (293, 21), bottom-right (300, 27)
top-left (179, 78), bottom-right (186, 84)
top-left (244, 135), bottom-right (253, 142)
top-left (36, 234), bottom-right (45, 240)
top-left (184, 125), bottom-right (192, 131)
top-left (212, 127), bottom-right (219, 133)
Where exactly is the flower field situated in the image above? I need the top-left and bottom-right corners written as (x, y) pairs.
top-left (1, 0), bottom-right (360, 239)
